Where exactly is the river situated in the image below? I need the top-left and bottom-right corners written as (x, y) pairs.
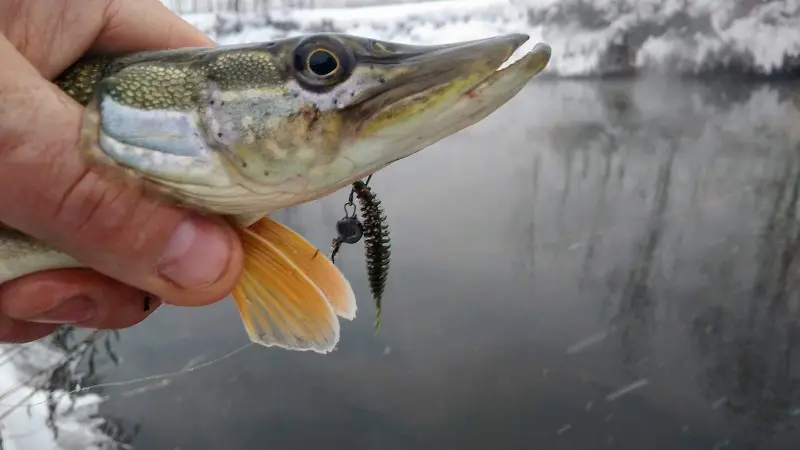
top-left (88, 77), bottom-right (800, 450)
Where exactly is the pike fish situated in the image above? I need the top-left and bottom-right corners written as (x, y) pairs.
top-left (0, 33), bottom-right (551, 354)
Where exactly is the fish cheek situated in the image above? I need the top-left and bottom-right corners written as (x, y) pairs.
top-left (199, 88), bottom-right (291, 184)
top-left (229, 105), bottom-right (345, 184)
top-left (291, 104), bottom-right (346, 165)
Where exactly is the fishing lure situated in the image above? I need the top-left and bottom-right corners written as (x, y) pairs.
top-left (330, 175), bottom-right (391, 329)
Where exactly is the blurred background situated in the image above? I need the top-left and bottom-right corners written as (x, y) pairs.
top-left (1, 1), bottom-right (799, 449)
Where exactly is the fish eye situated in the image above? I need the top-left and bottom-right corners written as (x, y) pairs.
top-left (306, 49), bottom-right (339, 77)
top-left (291, 36), bottom-right (354, 91)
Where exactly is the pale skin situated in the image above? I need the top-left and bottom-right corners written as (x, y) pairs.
top-left (0, 0), bottom-right (244, 343)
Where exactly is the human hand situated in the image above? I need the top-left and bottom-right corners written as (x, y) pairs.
top-left (0, 0), bottom-right (244, 343)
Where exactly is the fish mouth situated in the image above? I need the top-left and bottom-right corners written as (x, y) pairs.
top-left (348, 34), bottom-right (551, 138)
top-left (466, 41), bottom-right (552, 95)
top-left (346, 35), bottom-right (525, 119)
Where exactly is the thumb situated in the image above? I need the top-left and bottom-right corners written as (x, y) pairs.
top-left (0, 36), bottom-right (243, 307)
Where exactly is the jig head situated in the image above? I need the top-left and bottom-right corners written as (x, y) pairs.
top-left (329, 175), bottom-right (391, 330)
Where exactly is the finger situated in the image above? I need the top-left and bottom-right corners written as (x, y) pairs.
top-left (2, 0), bottom-right (213, 80)
top-left (0, 269), bottom-right (162, 330)
top-left (92, 0), bottom-right (214, 55)
top-left (0, 37), bottom-right (243, 307)
top-left (0, 316), bottom-right (58, 344)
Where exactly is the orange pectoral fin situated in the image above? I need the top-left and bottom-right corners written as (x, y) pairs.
top-left (248, 217), bottom-right (357, 320)
top-left (232, 226), bottom-right (340, 354)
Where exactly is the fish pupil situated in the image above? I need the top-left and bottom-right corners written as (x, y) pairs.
top-left (308, 51), bottom-right (338, 76)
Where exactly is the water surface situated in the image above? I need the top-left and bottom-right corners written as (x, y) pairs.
top-left (99, 77), bottom-right (800, 450)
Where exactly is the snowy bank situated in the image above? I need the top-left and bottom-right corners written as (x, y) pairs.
top-left (171, 0), bottom-right (800, 78)
top-left (0, 331), bottom-right (131, 450)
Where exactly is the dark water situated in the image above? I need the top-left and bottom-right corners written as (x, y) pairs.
top-left (98, 77), bottom-right (800, 450)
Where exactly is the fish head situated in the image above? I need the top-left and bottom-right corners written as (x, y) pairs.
top-left (79, 33), bottom-right (551, 215)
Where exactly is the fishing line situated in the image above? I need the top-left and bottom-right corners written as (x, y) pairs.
top-left (0, 340), bottom-right (255, 410)
top-left (0, 331), bottom-right (106, 403)
top-left (0, 345), bottom-right (25, 366)
top-left (71, 341), bottom-right (255, 391)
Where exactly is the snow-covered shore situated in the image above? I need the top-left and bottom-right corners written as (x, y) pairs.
top-left (172, 0), bottom-right (800, 78)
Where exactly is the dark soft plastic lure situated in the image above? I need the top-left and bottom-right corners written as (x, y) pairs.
top-left (351, 180), bottom-right (391, 330)
top-left (329, 178), bottom-right (391, 329)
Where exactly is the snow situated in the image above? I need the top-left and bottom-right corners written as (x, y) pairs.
top-left (171, 0), bottom-right (799, 77)
top-left (0, 339), bottom-right (122, 450)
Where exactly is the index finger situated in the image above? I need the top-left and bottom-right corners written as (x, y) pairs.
top-left (91, 0), bottom-right (214, 55)
top-left (4, 0), bottom-right (213, 81)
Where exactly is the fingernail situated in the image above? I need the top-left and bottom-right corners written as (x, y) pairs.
top-left (157, 215), bottom-right (232, 289)
top-left (29, 296), bottom-right (95, 324)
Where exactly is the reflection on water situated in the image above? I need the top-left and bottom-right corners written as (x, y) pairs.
top-left (95, 78), bottom-right (800, 450)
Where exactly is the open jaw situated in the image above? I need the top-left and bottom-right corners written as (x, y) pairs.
top-left (398, 39), bottom-right (552, 124)
top-left (364, 40), bottom-right (553, 156)
top-left (467, 42), bottom-right (552, 97)
top-left (351, 36), bottom-right (552, 143)
top-left (434, 41), bottom-right (553, 137)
